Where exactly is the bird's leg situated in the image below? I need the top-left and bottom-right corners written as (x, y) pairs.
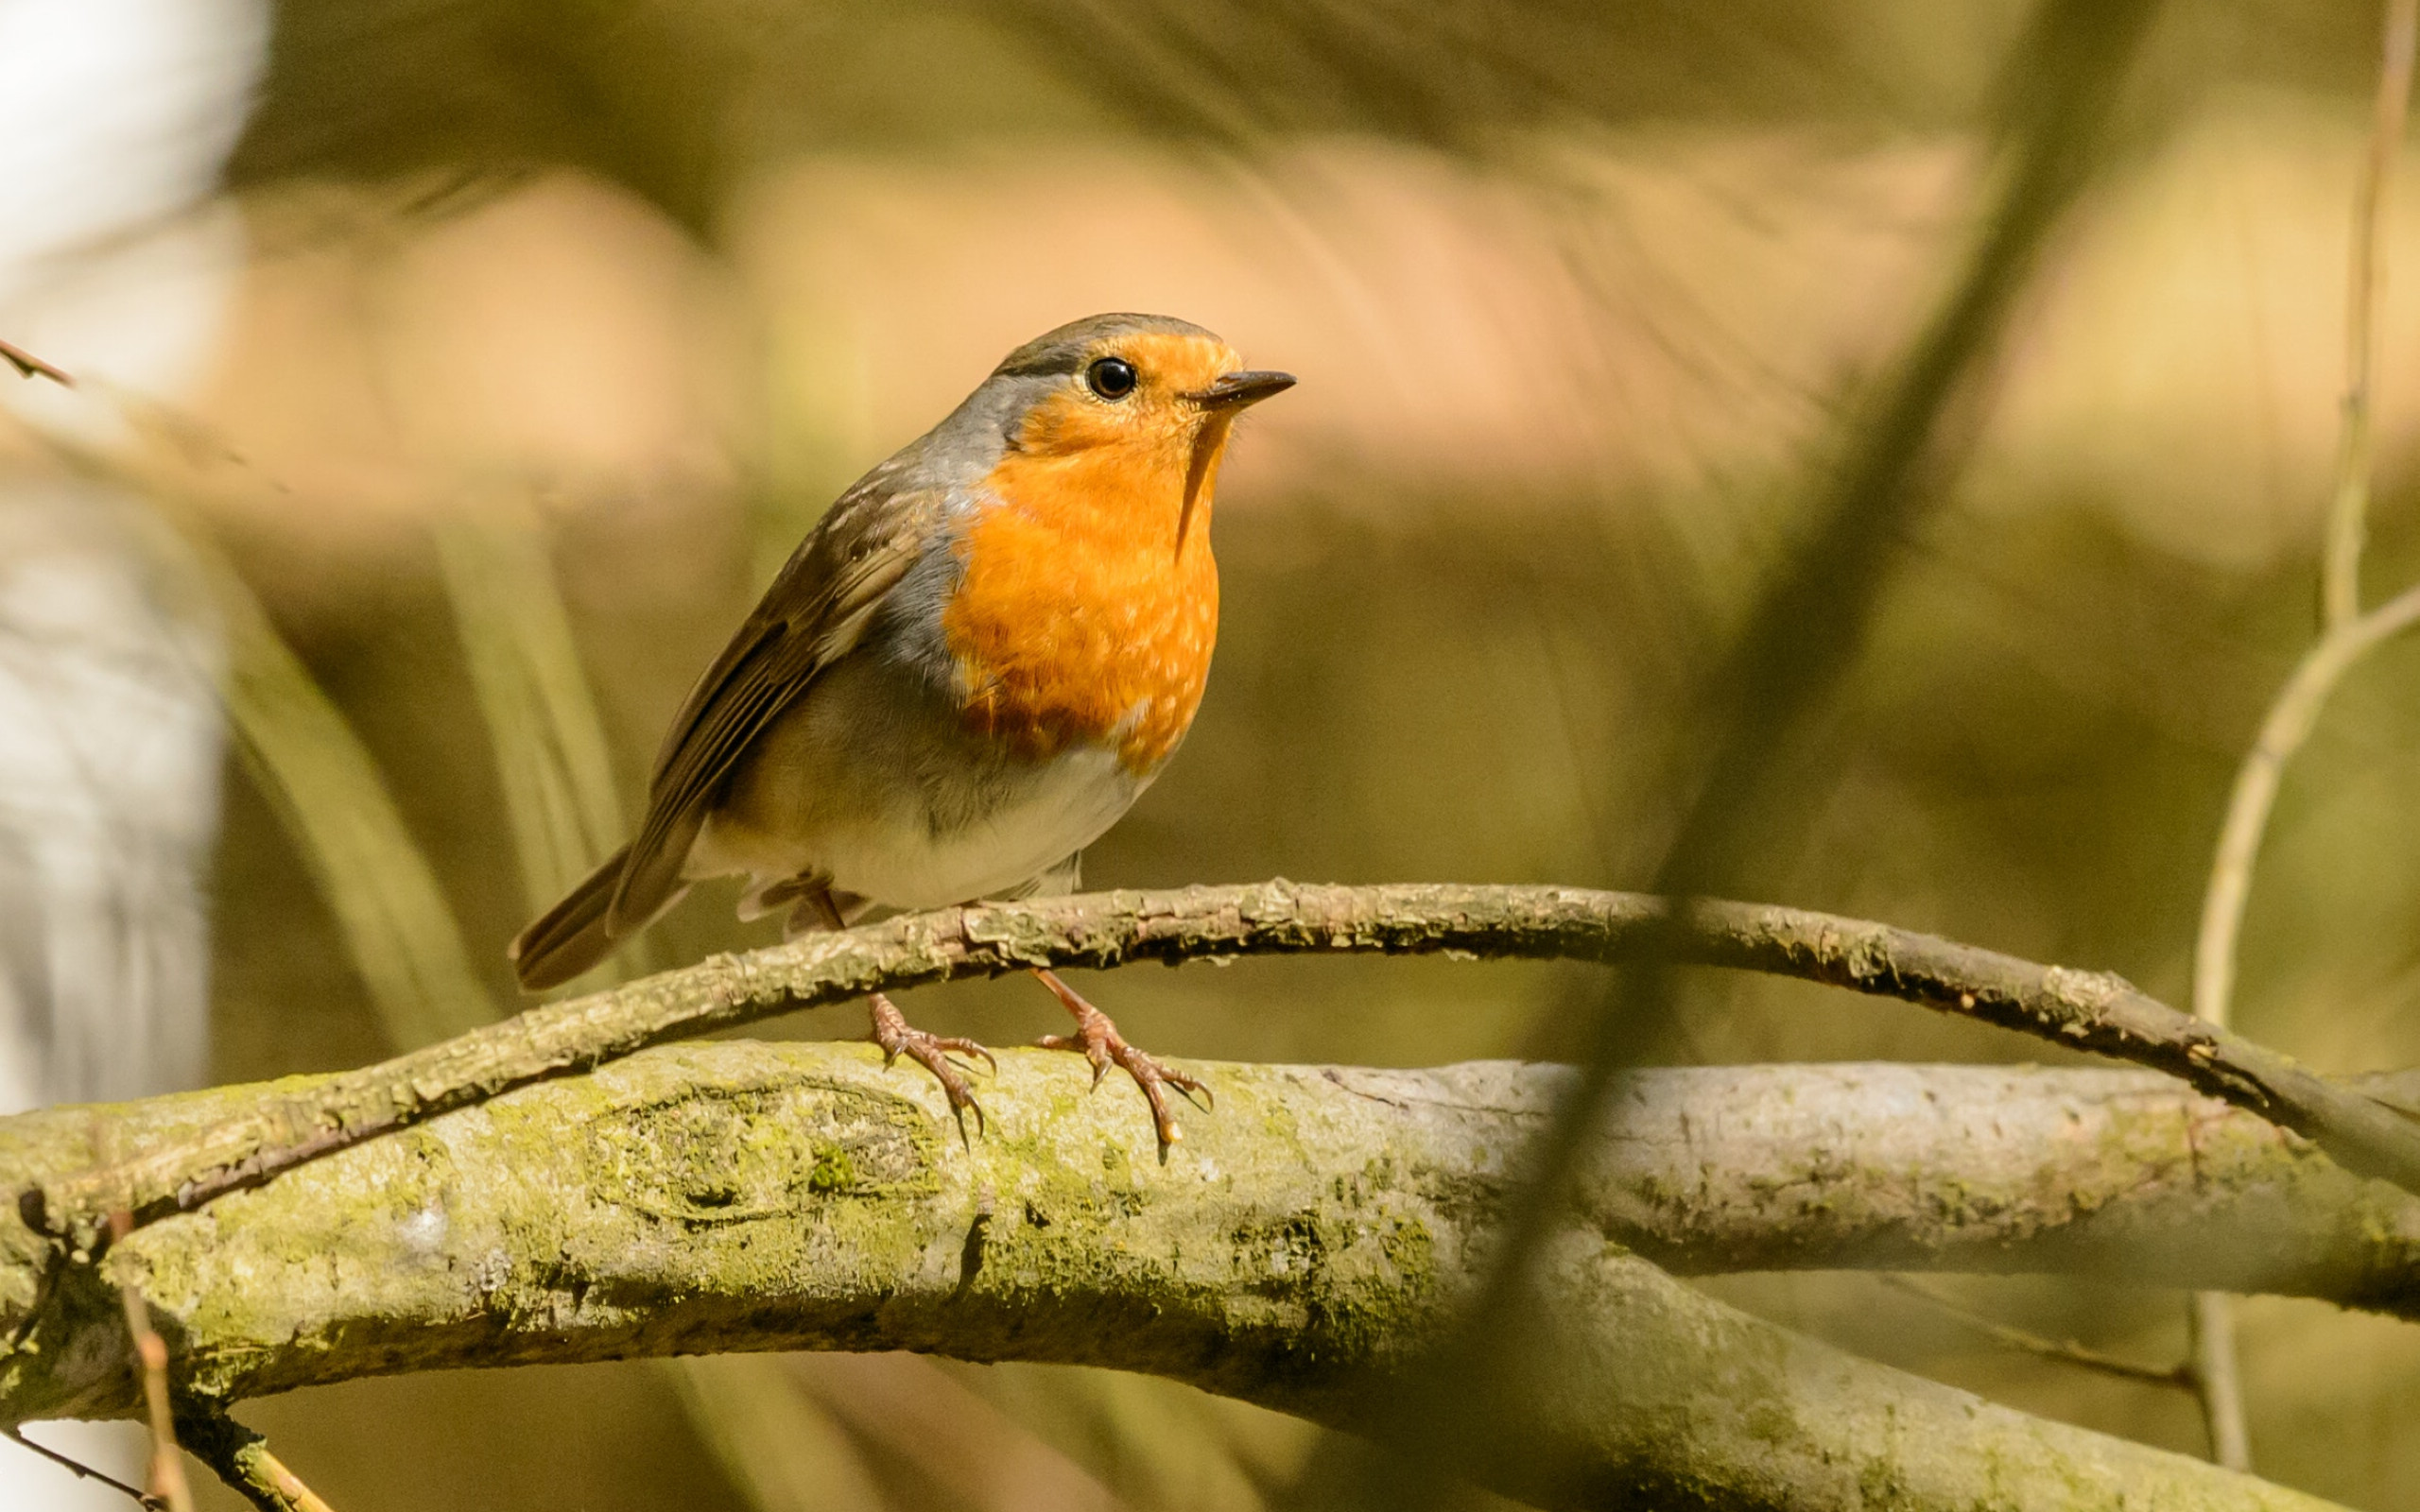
top-left (798, 884), bottom-right (995, 1134)
top-left (1030, 968), bottom-right (1210, 1148)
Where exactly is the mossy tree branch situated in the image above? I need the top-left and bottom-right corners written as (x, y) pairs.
top-left (1581, 1061), bottom-right (2420, 1316)
top-left (0, 1044), bottom-right (2381, 1512)
top-left (24, 883), bottom-right (2420, 1249)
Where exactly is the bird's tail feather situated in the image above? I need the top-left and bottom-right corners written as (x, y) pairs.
top-left (510, 845), bottom-right (638, 992)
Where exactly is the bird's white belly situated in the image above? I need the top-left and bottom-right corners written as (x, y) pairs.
top-left (689, 648), bottom-right (1163, 914)
top-left (814, 742), bottom-right (1146, 909)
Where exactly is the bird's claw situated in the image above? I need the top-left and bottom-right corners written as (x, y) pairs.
top-left (1037, 1013), bottom-right (1210, 1149)
top-left (868, 993), bottom-right (993, 1138)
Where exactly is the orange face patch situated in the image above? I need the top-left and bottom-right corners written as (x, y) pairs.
top-left (942, 331), bottom-right (1241, 771)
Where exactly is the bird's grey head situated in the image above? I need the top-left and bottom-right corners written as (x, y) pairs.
top-left (895, 312), bottom-right (1293, 492)
top-left (987, 313), bottom-right (1225, 382)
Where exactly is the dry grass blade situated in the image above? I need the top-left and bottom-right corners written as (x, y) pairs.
top-left (786, 1354), bottom-right (1131, 1512)
top-left (0, 379), bottom-right (495, 1050)
top-left (666, 1356), bottom-right (889, 1512)
top-left (433, 495), bottom-right (629, 914)
top-left (958, 1363), bottom-right (1302, 1512)
top-left (201, 541), bottom-right (496, 1048)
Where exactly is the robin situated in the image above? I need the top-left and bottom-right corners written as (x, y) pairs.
top-left (510, 312), bottom-right (1293, 1146)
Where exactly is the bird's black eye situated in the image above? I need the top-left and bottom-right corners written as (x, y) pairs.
top-left (1085, 356), bottom-right (1138, 400)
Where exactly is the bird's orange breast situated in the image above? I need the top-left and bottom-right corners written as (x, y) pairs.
top-left (941, 412), bottom-right (1226, 773)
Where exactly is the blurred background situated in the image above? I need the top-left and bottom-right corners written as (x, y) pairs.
top-left (3, 0), bottom-right (2419, 1506)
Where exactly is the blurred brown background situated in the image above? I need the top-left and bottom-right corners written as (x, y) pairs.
top-left (4, 1), bottom-right (2420, 1507)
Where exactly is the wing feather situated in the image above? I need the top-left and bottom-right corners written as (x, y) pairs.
top-left (605, 483), bottom-right (942, 933)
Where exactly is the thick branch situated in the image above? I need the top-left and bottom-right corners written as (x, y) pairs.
top-left (26, 884), bottom-right (2420, 1247)
top-left (0, 1047), bottom-right (2362, 1511)
top-left (1586, 1061), bottom-right (2420, 1315)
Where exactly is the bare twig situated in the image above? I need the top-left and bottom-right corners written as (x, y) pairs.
top-left (109, 1212), bottom-right (192, 1512)
top-left (175, 1411), bottom-right (339, 1512)
top-left (2188, 1290), bottom-right (2254, 1469)
top-left (0, 335), bottom-right (72, 387)
top-left (2187, 0), bottom-right (2420, 1470)
top-left (2199, 0), bottom-right (2420, 1027)
top-left (1881, 1276), bottom-right (2193, 1391)
top-left (24, 882), bottom-right (2420, 1252)
top-left (2323, 0), bottom-right (2420, 629)
top-left (2193, 583), bottom-right (2420, 1029)
top-left (2, 1427), bottom-right (161, 1508)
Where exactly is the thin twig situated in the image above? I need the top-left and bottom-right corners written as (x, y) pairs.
top-left (2202, 0), bottom-right (2420, 1028)
top-left (3, 1427), bottom-right (163, 1508)
top-left (2192, 581), bottom-right (2420, 1028)
top-left (0, 335), bottom-right (73, 386)
top-left (25, 882), bottom-right (2420, 1251)
top-left (2188, 1291), bottom-right (2254, 1469)
top-left (2187, 0), bottom-right (2420, 1471)
top-left (2323, 0), bottom-right (2420, 629)
top-left (1882, 1276), bottom-right (2193, 1391)
top-left (109, 1211), bottom-right (193, 1512)
top-left (175, 1410), bottom-right (339, 1512)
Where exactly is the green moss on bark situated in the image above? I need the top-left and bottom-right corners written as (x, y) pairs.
top-left (0, 1047), bottom-right (2389, 1511)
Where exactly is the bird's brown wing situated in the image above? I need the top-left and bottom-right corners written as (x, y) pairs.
top-left (606, 480), bottom-right (944, 934)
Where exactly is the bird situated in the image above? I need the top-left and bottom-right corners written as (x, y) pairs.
top-left (510, 312), bottom-right (1293, 1146)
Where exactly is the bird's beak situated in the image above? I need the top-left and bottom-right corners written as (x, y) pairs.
top-left (1187, 369), bottom-right (1297, 409)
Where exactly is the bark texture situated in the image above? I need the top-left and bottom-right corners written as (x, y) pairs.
top-left (25, 883), bottom-right (2420, 1246)
top-left (1580, 1061), bottom-right (2420, 1314)
top-left (0, 1045), bottom-right (2393, 1510)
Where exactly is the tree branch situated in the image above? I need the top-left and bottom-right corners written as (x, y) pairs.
top-left (2192, 583), bottom-right (2420, 1033)
top-left (2321, 0), bottom-right (2420, 631)
top-left (1581, 1061), bottom-right (2420, 1315)
top-left (0, 1046), bottom-right (2369, 1511)
top-left (23, 884), bottom-right (2420, 1250)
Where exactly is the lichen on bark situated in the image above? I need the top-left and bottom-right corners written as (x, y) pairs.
top-left (0, 1043), bottom-right (2388, 1511)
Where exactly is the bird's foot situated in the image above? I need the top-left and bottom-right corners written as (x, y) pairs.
top-left (867, 992), bottom-right (995, 1137)
top-left (1030, 969), bottom-right (1210, 1149)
